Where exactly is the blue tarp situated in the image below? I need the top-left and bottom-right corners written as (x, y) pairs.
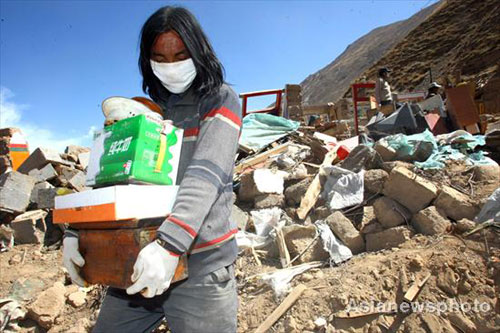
top-left (239, 113), bottom-right (300, 151)
top-left (383, 130), bottom-right (497, 169)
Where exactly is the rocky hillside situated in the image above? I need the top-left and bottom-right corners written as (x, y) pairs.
top-left (361, 0), bottom-right (500, 94)
top-left (300, 1), bottom-right (441, 106)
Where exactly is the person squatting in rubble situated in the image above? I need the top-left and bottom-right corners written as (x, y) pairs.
top-left (63, 6), bottom-right (241, 332)
top-left (375, 67), bottom-right (393, 108)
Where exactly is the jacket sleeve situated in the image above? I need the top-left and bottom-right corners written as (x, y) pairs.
top-left (156, 87), bottom-right (242, 253)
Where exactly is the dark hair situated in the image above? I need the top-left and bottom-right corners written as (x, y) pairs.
top-left (139, 6), bottom-right (225, 103)
top-left (378, 67), bottom-right (390, 77)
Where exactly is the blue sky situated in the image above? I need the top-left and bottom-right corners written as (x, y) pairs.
top-left (0, 0), bottom-right (438, 152)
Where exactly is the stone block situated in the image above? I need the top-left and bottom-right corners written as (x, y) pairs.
top-left (28, 282), bottom-right (66, 329)
top-left (28, 164), bottom-right (58, 183)
top-left (61, 167), bottom-right (87, 192)
top-left (374, 141), bottom-right (396, 162)
top-left (11, 210), bottom-right (47, 244)
top-left (383, 166), bottom-right (438, 213)
top-left (381, 161), bottom-right (414, 173)
top-left (282, 225), bottom-right (329, 263)
top-left (284, 178), bottom-right (311, 206)
top-left (365, 226), bottom-right (413, 252)
top-left (30, 181), bottom-right (54, 206)
top-left (64, 145), bottom-right (90, 156)
top-left (447, 312), bottom-right (477, 333)
top-left (17, 147), bottom-right (68, 174)
top-left (67, 291), bottom-right (86, 308)
top-left (455, 218), bottom-right (476, 233)
top-left (364, 169), bottom-right (389, 194)
top-left (37, 188), bottom-right (74, 209)
top-left (339, 145), bottom-right (383, 173)
top-left (254, 193), bottom-right (285, 209)
top-left (411, 206), bottom-right (451, 235)
top-left (39, 163), bottom-right (58, 182)
top-left (0, 171), bottom-right (36, 213)
top-left (359, 206), bottom-right (384, 234)
top-left (373, 196), bottom-right (411, 228)
top-left (325, 211), bottom-right (365, 254)
top-left (238, 172), bottom-right (259, 202)
top-left (60, 153), bottom-right (78, 163)
top-left (231, 205), bottom-right (249, 230)
top-left (434, 185), bottom-right (479, 221)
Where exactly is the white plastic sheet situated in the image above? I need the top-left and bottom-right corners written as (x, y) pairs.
top-left (260, 262), bottom-right (322, 298)
top-left (321, 166), bottom-right (364, 210)
top-left (251, 207), bottom-right (283, 237)
top-left (475, 187), bottom-right (500, 223)
top-left (235, 231), bottom-right (273, 250)
top-left (316, 221), bottom-right (352, 265)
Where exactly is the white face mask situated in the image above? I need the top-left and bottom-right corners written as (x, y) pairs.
top-left (150, 59), bottom-right (197, 94)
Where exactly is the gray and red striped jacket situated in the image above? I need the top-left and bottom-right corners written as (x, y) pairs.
top-left (156, 84), bottom-right (241, 277)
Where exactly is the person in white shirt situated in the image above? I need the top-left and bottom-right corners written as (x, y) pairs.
top-left (375, 67), bottom-right (393, 108)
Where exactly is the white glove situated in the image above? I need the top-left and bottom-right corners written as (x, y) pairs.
top-left (62, 236), bottom-right (86, 287)
top-left (126, 241), bottom-right (180, 298)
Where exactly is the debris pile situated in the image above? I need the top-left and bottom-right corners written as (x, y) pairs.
top-left (1, 78), bottom-right (500, 332)
top-left (228, 96), bottom-right (499, 331)
top-left (0, 143), bottom-right (90, 252)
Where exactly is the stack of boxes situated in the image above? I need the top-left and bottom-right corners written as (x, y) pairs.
top-left (53, 113), bottom-right (187, 288)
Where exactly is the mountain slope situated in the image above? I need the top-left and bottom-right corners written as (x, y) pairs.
top-left (361, 0), bottom-right (500, 93)
top-left (300, 2), bottom-right (441, 105)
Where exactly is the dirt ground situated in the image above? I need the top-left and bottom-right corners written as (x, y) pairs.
top-left (236, 231), bottom-right (500, 333)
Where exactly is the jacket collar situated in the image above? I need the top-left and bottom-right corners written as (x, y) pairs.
top-left (172, 86), bottom-right (199, 106)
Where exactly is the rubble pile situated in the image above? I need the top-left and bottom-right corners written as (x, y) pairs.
top-left (1, 85), bottom-right (500, 332)
top-left (0, 142), bottom-right (90, 251)
top-left (230, 123), bottom-right (499, 332)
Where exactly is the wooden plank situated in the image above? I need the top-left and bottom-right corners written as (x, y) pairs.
top-left (234, 142), bottom-right (291, 174)
top-left (276, 228), bottom-right (290, 268)
top-left (403, 273), bottom-right (431, 303)
top-left (296, 149), bottom-right (337, 219)
top-left (334, 309), bottom-right (396, 319)
top-left (254, 284), bottom-right (307, 333)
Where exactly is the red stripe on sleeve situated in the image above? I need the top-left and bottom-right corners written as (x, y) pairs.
top-left (183, 127), bottom-right (200, 137)
top-left (202, 107), bottom-right (242, 127)
top-left (193, 229), bottom-right (238, 249)
top-left (167, 216), bottom-right (198, 238)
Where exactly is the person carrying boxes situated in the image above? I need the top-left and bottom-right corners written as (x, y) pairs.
top-left (63, 6), bottom-right (241, 332)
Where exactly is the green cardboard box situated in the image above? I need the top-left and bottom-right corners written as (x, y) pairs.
top-left (86, 114), bottom-right (183, 187)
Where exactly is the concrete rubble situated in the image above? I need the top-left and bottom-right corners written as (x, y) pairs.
top-left (228, 111), bottom-right (500, 332)
top-left (0, 140), bottom-right (89, 251)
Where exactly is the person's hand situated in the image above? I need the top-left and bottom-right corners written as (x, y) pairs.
top-left (126, 241), bottom-right (180, 298)
top-left (62, 235), bottom-right (86, 287)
